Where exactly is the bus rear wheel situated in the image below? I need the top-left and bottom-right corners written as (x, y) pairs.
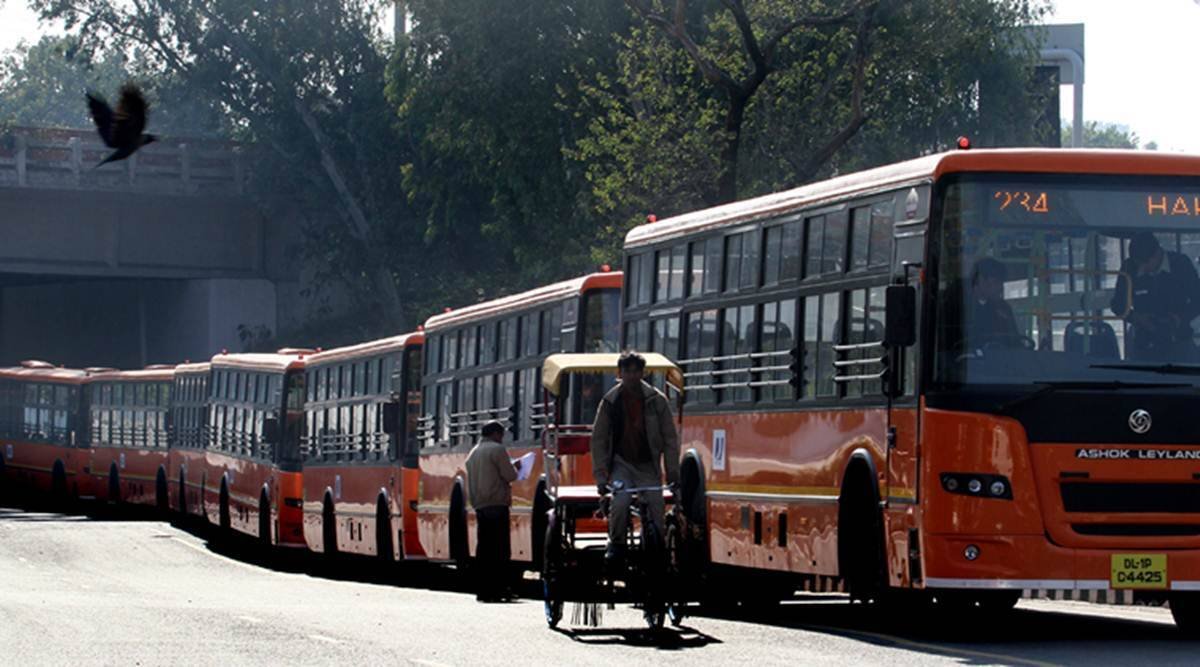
top-left (1171, 592), bottom-right (1200, 633)
top-left (258, 493), bottom-right (272, 547)
top-left (376, 500), bottom-right (393, 562)
top-left (838, 469), bottom-right (886, 603)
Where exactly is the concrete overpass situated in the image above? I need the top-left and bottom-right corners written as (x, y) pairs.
top-left (0, 127), bottom-right (304, 369)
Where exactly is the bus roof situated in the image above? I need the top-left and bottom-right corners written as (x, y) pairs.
top-left (89, 367), bottom-right (177, 382)
top-left (305, 332), bottom-right (424, 367)
top-left (423, 271), bottom-right (621, 333)
top-left (210, 352), bottom-right (306, 373)
top-left (624, 148), bottom-right (1200, 249)
top-left (0, 366), bottom-right (90, 383)
top-left (175, 362), bottom-right (212, 375)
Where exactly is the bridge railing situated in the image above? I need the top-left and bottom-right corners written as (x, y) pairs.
top-left (0, 127), bottom-right (246, 196)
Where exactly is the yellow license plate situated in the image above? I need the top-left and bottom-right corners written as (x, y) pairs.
top-left (1111, 553), bottom-right (1168, 589)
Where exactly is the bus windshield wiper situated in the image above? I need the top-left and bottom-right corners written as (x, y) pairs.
top-left (997, 379), bottom-right (1190, 415)
top-left (1089, 363), bottom-right (1200, 377)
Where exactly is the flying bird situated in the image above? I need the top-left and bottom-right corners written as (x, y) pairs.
top-left (86, 84), bottom-right (157, 167)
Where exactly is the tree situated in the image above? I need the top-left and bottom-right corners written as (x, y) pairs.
top-left (0, 34), bottom-right (223, 135)
top-left (574, 0), bottom-right (1049, 248)
top-left (30, 0), bottom-right (416, 333)
top-left (1063, 120), bottom-right (1143, 149)
top-left (388, 0), bottom-right (632, 313)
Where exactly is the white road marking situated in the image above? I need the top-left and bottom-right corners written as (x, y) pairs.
top-left (307, 634), bottom-right (342, 644)
top-left (408, 659), bottom-right (453, 667)
top-left (237, 615), bottom-right (263, 624)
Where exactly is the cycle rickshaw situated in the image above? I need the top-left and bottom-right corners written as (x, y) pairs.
top-left (538, 353), bottom-right (694, 630)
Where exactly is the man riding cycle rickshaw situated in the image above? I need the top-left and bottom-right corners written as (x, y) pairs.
top-left (539, 351), bottom-right (695, 629)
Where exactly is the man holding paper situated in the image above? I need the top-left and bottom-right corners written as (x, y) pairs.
top-left (465, 420), bottom-right (519, 602)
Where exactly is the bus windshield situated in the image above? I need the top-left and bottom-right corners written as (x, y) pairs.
top-left (935, 174), bottom-right (1200, 388)
top-left (582, 288), bottom-right (621, 353)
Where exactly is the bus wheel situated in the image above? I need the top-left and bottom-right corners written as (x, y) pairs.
top-left (108, 466), bottom-right (121, 505)
top-left (219, 484), bottom-right (231, 533)
top-left (156, 469), bottom-right (169, 516)
top-left (838, 468), bottom-right (886, 603)
top-left (177, 473), bottom-right (188, 515)
top-left (1171, 593), bottom-right (1200, 633)
top-left (50, 461), bottom-right (68, 510)
top-left (322, 498), bottom-right (338, 557)
top-left (449, 488), bottom-right (469, 570)
top-left (376, 499), bottom-right (393, 562)
top-left (258, 492), bottom-right (271, 547)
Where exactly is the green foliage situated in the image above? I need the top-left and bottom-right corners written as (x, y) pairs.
top-left (389, 0), bottom-right (633, 311)
top-left (573, 0), bottom-right (1050, 258)
top-left (0, 34), bottom-right (223, 135)
top-left (1063, 121), bottom-right (1144, 149)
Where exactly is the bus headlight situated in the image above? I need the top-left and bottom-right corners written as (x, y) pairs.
top-left (940, 473), bottom-right (1013, 500)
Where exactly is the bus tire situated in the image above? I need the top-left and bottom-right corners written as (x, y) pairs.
top-left (1172, 592), bottom-right (1200, 634)
top-left (219, 482), bottom-right (231, 533)
top-left (449, 485), bottom-right (469, 569)
top-left (376, 497), bottom-right (393, 562)
top-left (108, 465), bottom-right (121, 505)
top-left (258, 491), bottom-right (272, 547)
top-left (177, 472), bottom-right (188, 515)
top-left (50, 461), bottom-right (68, 509)
top-left (838, 461), bottom-right (886, 603)
top-left (322, 495), bottom-right (338, 557)
top-left (156, 468), bottom-right (169, 516)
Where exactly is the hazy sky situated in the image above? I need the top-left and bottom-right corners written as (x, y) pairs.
top-left (0, 0), bottom-right (1197, 151)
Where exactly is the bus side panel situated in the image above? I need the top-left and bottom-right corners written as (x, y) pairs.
top-left (121, 448), bottom-right (168, 507)
top-left (5, 442), bottom-right (71, 498)
top-left (686, 409), bottom-right (888, 576)
top-left (401, 466), bottom-right (425, 558)
top-left (417, 450), bottom-right (463, 561)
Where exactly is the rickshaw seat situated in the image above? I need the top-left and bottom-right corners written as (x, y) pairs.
top-left (554, 433), bottom-right (591, 455)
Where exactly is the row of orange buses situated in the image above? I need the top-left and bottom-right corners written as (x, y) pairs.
top-left (5, 148), bottom-right (1200, 629)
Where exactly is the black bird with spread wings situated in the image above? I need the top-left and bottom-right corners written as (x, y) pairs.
top-left (86, 84), bottom-right (157, 167)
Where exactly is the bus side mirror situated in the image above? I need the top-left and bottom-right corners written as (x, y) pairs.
top-left (382, 402), bottom-right (401, 435)
top-left (884, 285), bottom-right (917, 348)
top-left (263, 416), bottom-right (281, 444)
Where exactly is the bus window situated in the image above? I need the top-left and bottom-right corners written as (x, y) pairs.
top-left (650, 317), bottom-right (680, 359)
top-left (583, 289), bottom-right (621, 353)
top-left (685, 309), bottom-right (719, 404)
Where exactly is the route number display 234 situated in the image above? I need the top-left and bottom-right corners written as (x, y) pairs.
top-left (1111, 554), bottom-right (1167, 589)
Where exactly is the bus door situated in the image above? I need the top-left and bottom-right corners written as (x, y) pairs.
top-left (883, 187), bottom-right (927, 585)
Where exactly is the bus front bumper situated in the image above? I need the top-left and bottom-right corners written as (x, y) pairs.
top-left (922, 533), bottom-right (1200, 591)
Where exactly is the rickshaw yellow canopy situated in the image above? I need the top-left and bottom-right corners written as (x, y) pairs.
top-left (541, 353), bottom-right (684, 396)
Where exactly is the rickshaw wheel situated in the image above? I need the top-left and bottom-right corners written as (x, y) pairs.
top-left (664, 516), bottom-right (686, 626)
top-left (667, 603), bottom-right (685, 627)
top-left (542, 512), bottom-right (565, 629)
top-left (543, 580), bottom-right (564, 629)
top-left (644, 608), bottom-right (665, 630)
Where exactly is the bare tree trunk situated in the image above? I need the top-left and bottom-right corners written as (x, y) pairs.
top-left (716, 94), bottom-right (748, 204)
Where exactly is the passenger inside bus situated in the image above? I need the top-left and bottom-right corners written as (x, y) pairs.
top-left (965, 257), bottom-right (1022, 351)
top-left (1110, 231), bottom-right (1200, 361)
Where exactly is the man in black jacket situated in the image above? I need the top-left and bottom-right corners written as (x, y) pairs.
top-left (1111, 232), bottom-right (1200, 361)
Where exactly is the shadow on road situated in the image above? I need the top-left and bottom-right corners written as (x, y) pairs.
top-left (554, 622), bottom-right (721, 650)
top-left (5, 497), bottom-right (1195, 658)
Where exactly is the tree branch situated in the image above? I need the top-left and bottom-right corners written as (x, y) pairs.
top-left (762, 6), bottom-right (861, 64)
top-left (719, 0), bottom-right (766, 82)
top-left (795, 7), bottom-right (875, 181)
top-left (624, 0), bottom-right (739, 92)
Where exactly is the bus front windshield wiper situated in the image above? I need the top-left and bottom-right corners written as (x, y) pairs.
top-left (997, 379), bottom-right (1191, 415)
top-left (1090, 363), bottom-right (1200, 377)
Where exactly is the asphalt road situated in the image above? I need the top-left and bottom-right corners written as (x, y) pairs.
top-left (0, 503), bottom-right (1197, 666)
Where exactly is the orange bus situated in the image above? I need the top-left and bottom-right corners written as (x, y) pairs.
top-left (620, 148), bottom-right (1200, 627)
top-left (0, 361), bottom-right (88, 503)
top-left (168, 361), bottom-right (211, 519)
top-left (202, 351), bottom-right (308, 547)
top-left (417, 271), bottom-right (621, 568)
top-left (300, 333), bottom-right (424, 560)
top-left (85, 366), bottom-right (176, 511)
